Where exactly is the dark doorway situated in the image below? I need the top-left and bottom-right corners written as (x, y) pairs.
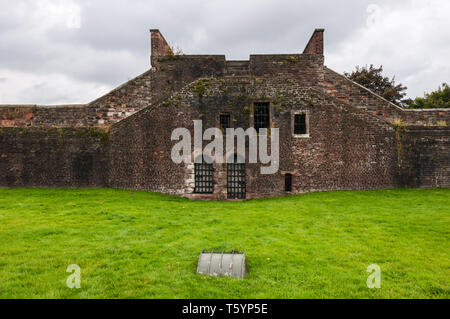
top-left (285, 173), bottom-right (293, 192)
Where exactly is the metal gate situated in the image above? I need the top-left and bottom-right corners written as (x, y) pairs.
top-left (194, 160), bottom-right (214, 194)
top-left (227, 161), bottom-right (246, 199)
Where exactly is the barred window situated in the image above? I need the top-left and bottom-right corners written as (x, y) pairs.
top-left (194, 156), bottom-right (214, 194)
top-left (254, 102), bottom-right (270, 132)
top-left (294, 114), bottom-right (307, 135)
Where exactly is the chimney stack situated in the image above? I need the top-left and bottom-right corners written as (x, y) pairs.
top-left (150, 29), bottom-right (171, 67)
top-left (303, 28), bottom-right (324, 55)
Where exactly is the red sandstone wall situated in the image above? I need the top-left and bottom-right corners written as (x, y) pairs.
top-left (321, 67), bottom-right (450, 126)
top-left (0, 49), bottom-right (448, 196)
top-left (107, 76), bottom-right (401, 199)
top-left (0, 127), bottom-right (108, 187)
top-left (398, 126), bottom-right (450, 188)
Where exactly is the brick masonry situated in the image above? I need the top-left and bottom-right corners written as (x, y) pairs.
top-left (0, 29), bottom-right (448, 198)
top-left (0, 127), bottom-right (108, 187)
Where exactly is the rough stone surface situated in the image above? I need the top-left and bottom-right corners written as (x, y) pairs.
top-left (0, 127), bottom-right (108, 187)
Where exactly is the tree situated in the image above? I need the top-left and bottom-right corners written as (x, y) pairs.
top-left (406, 83), bottom-right (450, 109)
top-left (344, 65), bottom-right (409, 106)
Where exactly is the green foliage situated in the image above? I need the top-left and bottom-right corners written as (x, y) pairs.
top-left (18, 128), bottom-right (29, 136)
top-left (243, 105), bottom-right (251, 118)
top-left (344, 65), bottom-right (408, 106)
top-left (87, 128), bottom-right (109, 143)
top-left (393, 119), bottom-right (408, 142)
top-left (406, 83), bottom-right (450, 109)
top-left (191, 79), bottom-right (211, 98)
top-left (166, 45), bottom-right (184, 59)
top-left (393, 118), bottom-right (406, 130)
top-left (0, 188), bottom-right (449, 299)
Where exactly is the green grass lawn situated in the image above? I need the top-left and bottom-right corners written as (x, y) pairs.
top-left (0, 188), bottom-right (448, 299)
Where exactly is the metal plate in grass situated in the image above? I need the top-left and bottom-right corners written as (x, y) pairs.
top-left (197, 251), bottom-right (247, 279)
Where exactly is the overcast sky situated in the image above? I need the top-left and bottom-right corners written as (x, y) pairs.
top-left (0, 0), bottom-right (448, 104)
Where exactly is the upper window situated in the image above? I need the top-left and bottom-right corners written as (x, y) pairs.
top-left (294, 114), bottom-right (307, 135)
top-left (292, 111), bottom-right (309, 137)
top-left (219, 114), bottom-right (231, 131)
top-left (254, 102), bottom-right (270, 131)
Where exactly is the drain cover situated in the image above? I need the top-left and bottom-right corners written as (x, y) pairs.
top-left (197, 251), bottom-right (247, 279)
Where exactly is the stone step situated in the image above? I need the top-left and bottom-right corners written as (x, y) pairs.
top-left (225, 60), bottom-right (250, 75)
top-left (226, 60), bottom-right (249, 69)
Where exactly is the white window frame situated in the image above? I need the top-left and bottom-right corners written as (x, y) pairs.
top-left (292, 110), bottom-right (310, 138)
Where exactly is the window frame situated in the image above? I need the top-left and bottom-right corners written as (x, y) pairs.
top-left (292, 110), bottom-right (310, 138)
top-left (253, 102), bottom-right (271, 132)
top-left (219, 113), bottom-right (232, 132)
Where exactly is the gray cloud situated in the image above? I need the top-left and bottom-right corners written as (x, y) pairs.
top-left (0, 0), bottom-right (448, 104)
